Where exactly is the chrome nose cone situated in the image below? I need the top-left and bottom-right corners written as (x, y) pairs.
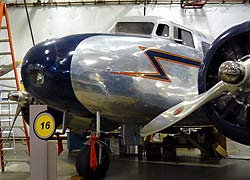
top-left (8, 90), bottom-right (32, 105)
top-left (8, 91), bottom-right (20, 101)
top-left (218, 61), bottom-right (245, 84)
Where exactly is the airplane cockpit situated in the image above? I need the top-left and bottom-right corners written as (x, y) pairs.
top-left (112, 21), bottom-right (154, 35)
top-left (109, 16), bottom-right (213, 56)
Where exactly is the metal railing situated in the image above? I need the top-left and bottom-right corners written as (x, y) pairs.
top-left (4, 0), bottom-right (249, 7)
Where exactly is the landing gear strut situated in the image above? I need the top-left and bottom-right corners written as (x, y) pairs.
top-left (75, 111), bottom-right (111, 179)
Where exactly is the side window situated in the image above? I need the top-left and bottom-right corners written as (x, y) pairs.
top-left (174, 27), bottom-right (195, 48)
top-left (156, 24), bottom-right (169, 37)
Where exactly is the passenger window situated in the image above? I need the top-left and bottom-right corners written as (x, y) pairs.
top-left (174, 27), bottom-right (195, 48)
top-left (156, 24), bottom-right (169, 37)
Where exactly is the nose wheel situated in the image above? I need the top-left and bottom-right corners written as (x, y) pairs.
top-left (75, 140), bottom-right (110, 179)
top-left (75, 111), bottom-right (111, 179)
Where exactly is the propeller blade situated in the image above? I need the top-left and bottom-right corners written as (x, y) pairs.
top-left (0, 83), bottom-right (16, 89)
top-left (6, 104), bottom-right (22, 140)
top-left (140, 81), bottom-right (232, 137)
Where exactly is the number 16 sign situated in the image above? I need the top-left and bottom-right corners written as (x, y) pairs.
top-left (33, 111), bottom-right (56, 140)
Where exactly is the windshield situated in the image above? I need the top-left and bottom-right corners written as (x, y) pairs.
top-left (113, 22), bottom-right (154, 35)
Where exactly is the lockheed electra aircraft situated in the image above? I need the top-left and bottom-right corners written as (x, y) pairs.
top-left (8, 16), bottom-right (250, 179)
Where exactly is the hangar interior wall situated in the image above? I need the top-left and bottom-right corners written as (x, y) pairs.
top-left (2, 4), bottom-right (250, 136)
top-left (7, 4), bottom-right (250, 60)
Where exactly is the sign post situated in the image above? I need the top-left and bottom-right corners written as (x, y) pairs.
top-left (30, 105), bottom-right (57, 180)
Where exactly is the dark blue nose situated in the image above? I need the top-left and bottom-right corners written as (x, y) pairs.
top-left (21, 34), bottom-right (93, 117)
top-left (22, 39), bottom-right (59, 99)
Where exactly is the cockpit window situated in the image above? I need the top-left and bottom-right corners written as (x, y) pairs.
top-left (114, 22), bottom-right (154, 35)
top-left (174, 27), bottom-right (195, 48)
top-left (156, 24), bottom-right (169, 37)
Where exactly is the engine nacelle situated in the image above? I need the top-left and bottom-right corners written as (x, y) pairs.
top-left (199, 21), bottom-right (250, 145)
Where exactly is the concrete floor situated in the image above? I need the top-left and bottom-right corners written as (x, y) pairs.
top-left (1, 141), bottom-right (250, 180)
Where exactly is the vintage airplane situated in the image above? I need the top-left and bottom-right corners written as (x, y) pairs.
top-left (7, 16), bottom-right (250, 179)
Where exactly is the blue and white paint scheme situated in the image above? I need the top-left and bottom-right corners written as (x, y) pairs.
top-left (20, 16), bottom-right (213, 129)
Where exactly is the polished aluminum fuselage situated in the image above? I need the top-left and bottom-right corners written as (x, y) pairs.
top-left (21, 17), bottom-right (212, 130)
top-left (71, 35), bottom-right (203, 123)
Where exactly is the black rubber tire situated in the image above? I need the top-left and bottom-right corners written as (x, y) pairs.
top-left (75, 144), bottom-right (110, 180)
